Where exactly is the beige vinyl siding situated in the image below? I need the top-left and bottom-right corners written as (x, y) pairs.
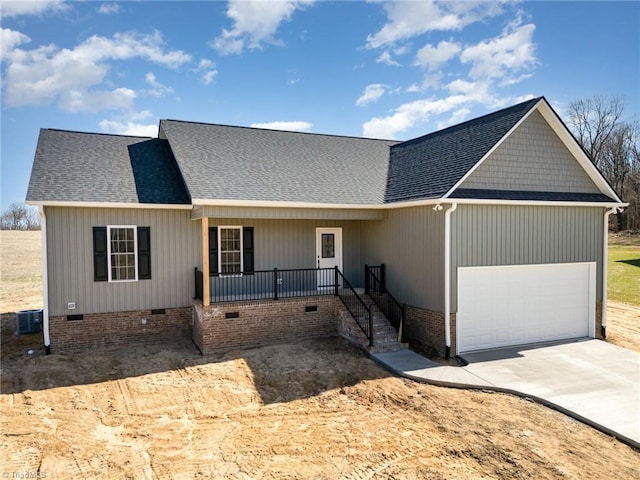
top-left (361, 205), bottom-right (445, 311)
top-left (207, 218), bottom-right (363, 284)
top-left (46, 206), bottom-right (200, 316)
top-left (460, 110), bottom-right (600, 193)
top-left (194, 205), bottom-right (386, 220)
top-left (450, 204), bottom-right (605, 312)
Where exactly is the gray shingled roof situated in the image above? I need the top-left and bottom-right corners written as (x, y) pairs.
top-left (28, 98), bottom-right (617, 207)
top-left (26, 129), bottom-right (190, 204)
top-left (160, 120), bottom-right (398, 205)
top-left (385, 97), bottom-right (541, 203)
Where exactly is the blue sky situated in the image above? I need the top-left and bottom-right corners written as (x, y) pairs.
top-left (1, 0), bottom-right (639, 208)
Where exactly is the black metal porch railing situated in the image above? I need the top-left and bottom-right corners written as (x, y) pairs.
top-left (335, 269), bottom-right (374, 346)
top-left (197, 267), bottom-right (338, 303)
top-left (365, 264), bottom-right (405, 340)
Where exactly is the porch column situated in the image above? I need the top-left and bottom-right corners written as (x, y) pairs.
top-left (201, 217), bottom-right (210, 306)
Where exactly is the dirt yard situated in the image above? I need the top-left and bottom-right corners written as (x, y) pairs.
top-left (607, 301), bottom-right (640, 352)
top-left (1, 327), bottom-right (639, 479)
top-left (1, 231), bottom-right (639, 478)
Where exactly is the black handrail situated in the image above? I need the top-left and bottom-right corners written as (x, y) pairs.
top-left (365, 264), bottom-right (404, 341)
top-left (335, 267), bottom-right (374, 346)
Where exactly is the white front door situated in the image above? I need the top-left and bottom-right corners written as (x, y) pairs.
top-left (316, 228), bottom-right (343, 288)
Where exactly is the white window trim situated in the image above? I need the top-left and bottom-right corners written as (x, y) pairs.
top-left (218, 225), bottom-right (243, 277)
top-left (107, 225), bottom-right (138, 283)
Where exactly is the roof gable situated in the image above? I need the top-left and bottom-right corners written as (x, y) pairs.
top-left (160, 120), bottom-right (397, 206)
top-left (384, 97), bottom-right (541, 203)
top-left (26, 129), bottom-right (190, 205)
top-left (459, 109), bottom-right (601, 194)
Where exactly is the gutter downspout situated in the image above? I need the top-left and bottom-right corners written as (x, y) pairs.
top-left (38, 206), bottom-right (51, 354)
top-left (444, 202), bottom-right (458, 359)
top-left (601, 206), bottom-right (619, 339)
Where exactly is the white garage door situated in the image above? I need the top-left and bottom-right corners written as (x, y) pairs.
top-left (457, 262), bottom-right (595, 353)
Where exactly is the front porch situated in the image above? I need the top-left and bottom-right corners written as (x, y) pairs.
top-left (192, 265), bottom-right (407, 355)
top-left (190, 209), bottom-right (407, 354)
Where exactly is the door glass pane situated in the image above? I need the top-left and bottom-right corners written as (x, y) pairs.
top-left (321, 234), bottom-right (335, 258)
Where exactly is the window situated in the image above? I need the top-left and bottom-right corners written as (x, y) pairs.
top-left (208, 226), bottom-right (254, 276)
top-left (108, 226), bottom-right (137, 281)
top-left (93, 226), bottom-right (151, 282)
top-left (321, 233), bottom-right (335, 258)
top-left (219, 226), bottom-right (242, 275)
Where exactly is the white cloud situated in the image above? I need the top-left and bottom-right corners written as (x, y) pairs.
top-left (212, 0), bottom-right (314, 55)
top-left (2, 30), bottom-right (191, 112)
top-left (356, 84), bottom-right (388, 107)
top-left (59, 87), bottom-right (136, 113)
top-left (0, 28), bottom-right (31, 60)
top-left (414, 40), bottom-right (461, 71)
top-left (375, 45), bottom-right (409, 66)
top-left (446, 78), bottom-right (487, 95)
top-left (408, 72), bottom-right (444, 93)
top-left (362, 95), bottom-right (473, 139)
top-left (436, 107), bottom-right (471, 129)
top-left (363, 87), bottom-right (540, 139)
top-left (361, 4), bottom-right (539, 140)
top-left (250, 121), bottom-right (312, 132)
top-left (460, 20), bottom-right (537, 83)
top-left (98, 3), bottom-right (121, 15)
top-left (99, 119), bottom-right (157, 137)
top-left (144, 72), bottom-right (174, 97)
top-left (366, 1), bottom-right (505, 49)
top-left (0, 0), bottom-right (68, 17)
top-left (376, 50), bottom-right (400, 67)
top-left (194, 58), bottom-right (218, 85)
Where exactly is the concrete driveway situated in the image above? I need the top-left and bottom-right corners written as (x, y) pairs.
top-left (373, 338), bottom-right (640, 448)
top-left (460, 339), bottom-right (640, 446)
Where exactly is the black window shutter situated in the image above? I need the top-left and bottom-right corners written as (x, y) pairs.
top-left (93, 227), bottom-right (108, 282)
top-left (243, 226), bottom-right (254, 273)
top-left (137, 227), bottom-right (151, 280)
top-left (209, 226), bottom-right (218, 277)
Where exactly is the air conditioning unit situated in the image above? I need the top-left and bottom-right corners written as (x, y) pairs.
top-left (16, 309), bottom-right (43, 335)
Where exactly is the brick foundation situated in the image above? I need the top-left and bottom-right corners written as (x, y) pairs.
top-left (336, 303), bottom-right (371, 350)
top-left (193, 296), bottom-right (342, 354)
top-left (404, 300), bottom-right (603, 357)
top-left (49, 307), bottom-right (192, 354)
top-left (404, 306), bottom-right (448, 357)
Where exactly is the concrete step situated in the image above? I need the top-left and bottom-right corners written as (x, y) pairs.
top-left (369, 341), bottom-right (409, 354)
top-left (345, 292), bottom-right (407, 354)
top-left (374, 333), bottom-right (401, 343)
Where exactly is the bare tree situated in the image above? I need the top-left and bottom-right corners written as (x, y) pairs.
top-left (2, 202), bottom-right (27, 230)
top-left (0, 203), bottom-right (40, 230)
top-left (567, 95), bottom-right (640, 231)
top-left (25, 207), bottom-right (41, 231)
top-left (567, 96), bottom-right (625, 169)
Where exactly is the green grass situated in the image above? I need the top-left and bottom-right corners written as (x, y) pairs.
top-left (608, 234), bottom-right (640, 305)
